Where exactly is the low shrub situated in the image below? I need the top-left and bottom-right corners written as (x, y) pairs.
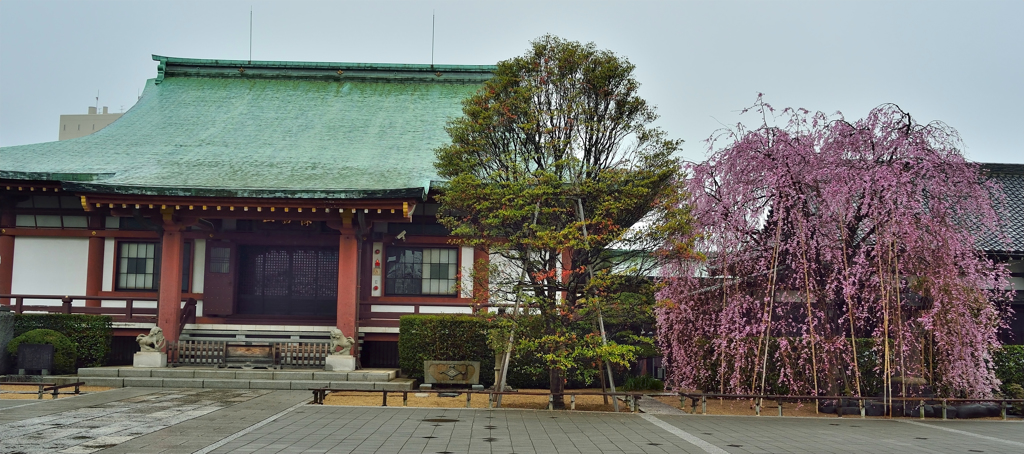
top-left (6, 329), bottom-right (78, 374)
top-left (14, 314), bottom-right (112, 368)
top-left (398, 315), bottom-right (495, 387)
top-left (994, 345), bottom-right (1024, 392)
top-left (621, 374), bottom-right (664, 392)
top-left (1004, 383), bottom-right (1024, 414)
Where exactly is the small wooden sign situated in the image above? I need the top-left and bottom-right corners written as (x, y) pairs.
top-left (224, 343), bottom-right (276, 369)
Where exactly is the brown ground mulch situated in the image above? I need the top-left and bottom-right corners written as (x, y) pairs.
top-left (322, 388), bottom-right (627, 412)
top-left (0, 384), bottom-right (112, 400)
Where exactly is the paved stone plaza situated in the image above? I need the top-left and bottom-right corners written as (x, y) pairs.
top-left (1, 388), bottom-right (1022, 454)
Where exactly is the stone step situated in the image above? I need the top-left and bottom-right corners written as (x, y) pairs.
top-left (75, 376), bottom-right (416, 391)
top-left (76, 367), bottom-right (397, 382)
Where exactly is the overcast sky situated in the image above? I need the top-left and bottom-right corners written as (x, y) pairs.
top-left (2, 0), bottom-right (1021, 164)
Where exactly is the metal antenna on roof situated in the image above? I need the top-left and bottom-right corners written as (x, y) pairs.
top-left (431, 10), bottom-right (435, 67)
top-left (95, 90), bottom-right (99, 112)
top-left (249, 7), bottom-right (253, 63)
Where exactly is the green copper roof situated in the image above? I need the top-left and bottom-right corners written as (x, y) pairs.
top-left (0, 55), bottom-right (494, 199)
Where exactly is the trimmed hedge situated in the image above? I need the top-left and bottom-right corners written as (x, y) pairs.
top-left (7, 329), bottom-right (78, 374)
top-left (621, 374), bottom-right (664, 392)
top-left (14, 314), bottom-right (113, 368)
top-left (994, 345), bottom-right (1024, 392)
top-left (398, 315), bottom-right (495, 387)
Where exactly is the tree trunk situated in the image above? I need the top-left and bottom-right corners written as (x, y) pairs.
top-left (550, 367), bottom-right (566, 409)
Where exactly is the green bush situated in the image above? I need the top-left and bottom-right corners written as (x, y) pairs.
top-left (14, 314), bottom-right (112, 368)
top-left (994, 345), bottom-right (1024, 392)
top-left (7, 329), bottom-right (78, 374)
top-left (398, 315), bottom-right (495, 387)
top-left (1004, 383), bottom-right (1024, 415)
top-left (621, 374), bottom-right (664, 392)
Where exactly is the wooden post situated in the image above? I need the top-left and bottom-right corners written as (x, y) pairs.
top-left (0, 207), bottom-right (14, 306)
top-left (336, 227), bottom-right (360, 360)
top-left (158, 225), bottom-right (184, 344)
top-left (85, 214), bottom-right (104, 307)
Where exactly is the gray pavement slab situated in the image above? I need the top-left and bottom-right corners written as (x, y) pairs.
top-left (4, 387), bottom-right (1023, 454)
top-left (638, 394), bottom-right (687, 415)
top-left (0, 388), bottom-right (274, 453)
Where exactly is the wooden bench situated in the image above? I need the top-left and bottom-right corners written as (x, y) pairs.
top-left (309, 388), bottom-right (643, 412)
top-left (1, 381), bottom-right (86, 400)
top-left (1, 381), bottom-right (55, 399)
top-left (43, 382), bottom-right (85, 399)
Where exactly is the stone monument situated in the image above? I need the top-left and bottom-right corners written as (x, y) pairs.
top-left (17, 343), bottom-right (54, 375)
top-left (424, 361), bottom-right (480, 386)
top-left (133, 326), bottom-right (167, 367)
top-left (0, 307), bottom-right (12, 374)
top-left (324, 328), bottom-right (356, 371)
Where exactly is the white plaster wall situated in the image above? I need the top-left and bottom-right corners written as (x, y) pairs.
top-left (192, 239), bottom-right (206, 293)
top-left (192, 239), bottom-right (206, 316)
top-left (460, 246), bottom-right (474, 298)
top-left (11, 237), bottom-right (89, 305)
top-left (488, 252), bottom-right (524, 306)
top-left (419, 306), bottom-right (472, 314)
top-left (102, 238), bottom-right (115, 291)
top-left (371, 305), bottom-right (416, 313)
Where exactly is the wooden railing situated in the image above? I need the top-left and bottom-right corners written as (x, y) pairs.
top-left (0, 294), bottom-right (194, 324)
top-left (167, 340), bottom-right (331, 368)
top-left (309, 388), bottom-right (644, 412)
top-left (674, 392), bottom-right (1024, 421)
top-left (358, 300), bottom-right (490, 328)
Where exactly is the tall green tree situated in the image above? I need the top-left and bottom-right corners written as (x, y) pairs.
top-left (435, 35), bottom-right (689, 407)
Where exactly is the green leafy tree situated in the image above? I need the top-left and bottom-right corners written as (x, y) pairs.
top-left (435, 35), bottom-right (690, 408)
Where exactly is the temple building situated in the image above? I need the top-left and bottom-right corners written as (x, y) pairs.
top-left (0, 55), bottom-right (495, 367)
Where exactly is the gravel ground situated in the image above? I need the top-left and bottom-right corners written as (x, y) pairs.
top-left (322, 388), bottom-right (629, 412)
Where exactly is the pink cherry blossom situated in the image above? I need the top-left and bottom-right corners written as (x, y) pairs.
top-left (657, 97), bottom-right (1013, 398)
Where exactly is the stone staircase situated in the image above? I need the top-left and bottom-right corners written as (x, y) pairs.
top-left (76, 367), bottom-right (415, 391)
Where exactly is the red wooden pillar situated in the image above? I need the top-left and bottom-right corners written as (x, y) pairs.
top-left (337, 227), bottom-right (360, 359)
top-left (0, 208), bottom-right (14, 305)
top-left (85, 214), bottom-right (105, 307)
top-left (158, 225), bottom-right (184, 344)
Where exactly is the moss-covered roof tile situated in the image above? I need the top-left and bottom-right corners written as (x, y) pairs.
top-left (0, 56), bottom-right (493, 199)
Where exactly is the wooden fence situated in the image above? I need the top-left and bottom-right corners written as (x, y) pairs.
top-left (673, 392), bottom-right (1024, 421)
top-left (167, 340), bottom-right (331, 368)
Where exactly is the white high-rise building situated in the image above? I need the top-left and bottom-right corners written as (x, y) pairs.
top-left (58, 106), bottom-right (122, 140)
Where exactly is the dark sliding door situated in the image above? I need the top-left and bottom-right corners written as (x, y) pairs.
top-left (237, 246), bottom-right (338, 317)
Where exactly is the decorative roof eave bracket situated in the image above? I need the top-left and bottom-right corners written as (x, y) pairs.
top-left (79, 194), bottom-right (417, 222)
top-left (155, 56), bottom-right (167, 84)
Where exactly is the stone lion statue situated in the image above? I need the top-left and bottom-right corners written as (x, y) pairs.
top-left (136, 327), bottom-right (166, 352)
top-left (329, 328), bottom-right (354, 356)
